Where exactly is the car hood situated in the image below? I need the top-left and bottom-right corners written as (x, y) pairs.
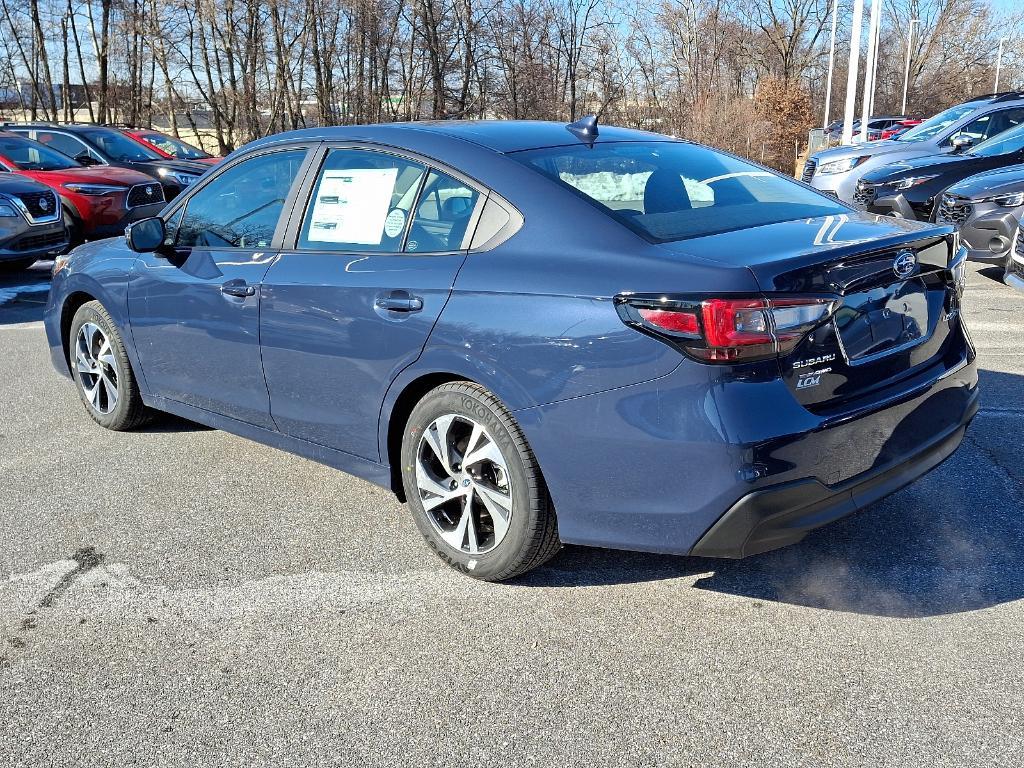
top-left (0, 174), bottom-right (59, 197)
top-left (860, 152), bottom-right (977, 184)
top-left (657, 210), bottom-right (943, 290)
top-left (945, 163), bottom-right (1024, 198)
top-left (20, 165), bottom-right (158, 186)
top-left (812, 139), bottom-right (911, 162)
top-left (132, 158), bottom-right (209, 175)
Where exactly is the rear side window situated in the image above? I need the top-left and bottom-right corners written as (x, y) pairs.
top-left (298, 149), bottom-right (426, 252)
top-left (513, 142), bottom-right (845, 243)
top-left (405, 171), bottom-right (480, 252)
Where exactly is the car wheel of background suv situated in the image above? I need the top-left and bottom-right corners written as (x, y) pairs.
top-left (62, 204), bottom-right (84, 247)
top-left (400, 381), bottom-right (560, 581)
top-left (69, 301), bottom-right (151, 430)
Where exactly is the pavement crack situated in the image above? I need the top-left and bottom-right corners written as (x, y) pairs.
top-left (38, 547), bottom-right (105, 609)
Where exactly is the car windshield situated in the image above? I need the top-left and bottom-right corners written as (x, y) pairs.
top-left (0, 136), bottom-right (79, 170)
top-left (141, 132), bottom-right (211, 160)
top-left (969, 123), bottom-right (1024, 157)
top-left (896, 104), bottom-right (978, 143)
top-left (84, 128), bottom-right (163, 161)
top-left (513, 141), bottom-right (846, 243)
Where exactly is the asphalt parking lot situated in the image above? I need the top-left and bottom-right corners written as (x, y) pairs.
top-left (1, 260), bottom-right (1022, 767)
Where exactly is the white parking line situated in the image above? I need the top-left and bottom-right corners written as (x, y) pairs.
top-left (0, 321), bottom-right (44, 330)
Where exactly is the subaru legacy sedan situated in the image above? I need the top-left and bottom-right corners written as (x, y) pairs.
top-left (45, 119), bottom-right (978, 581)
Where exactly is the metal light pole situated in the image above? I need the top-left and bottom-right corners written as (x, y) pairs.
top-left (867, 1), bottom-right (883, 117)
top-left (859, 0), bottom-right (882, 142)
top-left (901, 19), bottom-right (919, 115)
top-left (995, 37), bottom-right (1008, 93)
top-left (842, 0), bottom-right (865, 145)
top-left (823, 0), bottom-right (840, 130)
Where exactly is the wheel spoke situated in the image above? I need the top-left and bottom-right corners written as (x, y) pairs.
top-left (83, 378), bottom-right (101, 409)
top-left (464, 490), bottom-right (480, 555)
top-left (99, 370), bottom-right (118, 409)
top-left (440, 499), bottom-right (473, 551)
top-left (475, 483), bottom-right (512, 542)
top-left (75, 350), bottom-right (95, 374)
top-left (416, 459), bottom-right (462, 510)
top-left (423, 414), bottom-right (457, 476)
top-left (462, 435), bottom-right (504, 473)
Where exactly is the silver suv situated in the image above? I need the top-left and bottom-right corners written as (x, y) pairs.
top-left (0, 174), bottom-right (68, 272)
top-left (803, 92), bottom-right (1024, 202)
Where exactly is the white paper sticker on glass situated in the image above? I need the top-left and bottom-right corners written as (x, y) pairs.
top-left (306, 168), bottom-right (398, 244)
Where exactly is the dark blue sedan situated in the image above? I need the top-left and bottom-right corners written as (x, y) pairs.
top-left (44, 118), bottom-right (978, 580)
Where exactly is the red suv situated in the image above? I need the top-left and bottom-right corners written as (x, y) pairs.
top-left (0, 131), bottom-right (165, 245)
top-left (120, 128), bottom-right (221, 166)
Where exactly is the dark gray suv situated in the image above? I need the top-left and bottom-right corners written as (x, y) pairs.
top-left (0, 175), bottom-right (68, 271)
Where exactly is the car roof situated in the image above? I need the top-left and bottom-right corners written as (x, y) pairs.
top-left (245, 120), bottom-right (672, 155)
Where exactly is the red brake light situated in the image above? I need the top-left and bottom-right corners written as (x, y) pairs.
top-left (618, 294), bottom-right (836, 364)
top-left (637, 307), bottom-right (699, 336)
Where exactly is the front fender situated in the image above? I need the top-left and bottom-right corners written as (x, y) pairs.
top-left (44, 240), bottom-right (147, 392)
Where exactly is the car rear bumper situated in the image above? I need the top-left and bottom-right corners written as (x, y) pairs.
top-left (689, 390), bottom-right (977, 558)
top-left (518, 333), bottom-right (978, 558)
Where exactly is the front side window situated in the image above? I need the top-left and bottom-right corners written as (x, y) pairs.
top-left (405, 171), bottom-right (480, 252)
top-left (298, 148), bottom-right (427, 252)
top-left (175, 149), bottom-right (306, 249)
top-left (514, 142), bottom-right (845, 243)
top-left (970, 121), bottom-right (1024, 157)
top-left (33, 131), bottom-right (94, 161)
top-left (954, 107), bottom-right (1024, 146)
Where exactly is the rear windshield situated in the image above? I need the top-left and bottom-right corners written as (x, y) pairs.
top-left (513, 141), bottom-right (845, 243)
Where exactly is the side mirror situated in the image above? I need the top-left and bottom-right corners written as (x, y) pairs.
top-left (74, 152), bottom-right (101, 166)
top-left (950, 134), bottom-right (974, 152)
top-left (125, 217), bottom-right (166, 253)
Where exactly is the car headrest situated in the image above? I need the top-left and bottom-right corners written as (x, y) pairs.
top-left (644, 169), bottom-right (691, 214)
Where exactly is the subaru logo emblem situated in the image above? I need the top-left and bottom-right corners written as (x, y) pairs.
top-left (893, 249), bottom-right (916, 279)
top-left (146, 186), bottom-right (154, 196)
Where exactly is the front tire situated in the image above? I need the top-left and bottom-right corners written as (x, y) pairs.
top-left (400, 382), bottom-right (560, 581)
top-left (69, 301), bottom-right (151, 430)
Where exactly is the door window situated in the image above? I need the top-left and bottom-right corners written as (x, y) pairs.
top-left (405, 171), bottom-right (481, 252)
top-left (948, 108), bottom-right (1024, 144)
top-left (34, 131), bottom-right (95, 161)
top-left (298, 149), bottom-right (427, 252)
top-left (175, 149), bottom-right (306, 249)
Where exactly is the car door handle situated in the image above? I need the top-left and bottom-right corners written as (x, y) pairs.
top-left (221, 282), bottom-right (256, 298)
top-left (375, 291), bottom-right (423, 312)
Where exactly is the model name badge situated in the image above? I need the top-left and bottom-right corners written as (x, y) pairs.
top-left (792, 354), bottom-right (836, 370)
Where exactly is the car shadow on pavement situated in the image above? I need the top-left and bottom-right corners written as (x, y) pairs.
top-left (0, 261), bottom-right (52, 325)
top-left (977, 265), bottom-right (1007, 284)
top-left (521, 369), bottom-right (1024, 619)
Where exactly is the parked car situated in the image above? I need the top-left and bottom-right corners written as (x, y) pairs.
top-left (44, 118), bottom-right (977, 581)
top-left (0, 131), bottom-right (165, 245)
top-left (879, 119), bottom-right (923, 141)
top-left (803, 92), bottom-right (1024, 201)
top-left (5, 123), bottom-right (208, 199)
top-left (1007, 222), bottom-right (1024, 289)
top-left (0, 173), bottom-right (68, 271)
top-left (931, 164), bottom-right (1024, 269)
top-left (825, 116), bottom-right (913, 144)
top-left (853, 120), bottom-right (1024, 221)
top-left (117, 127), bottom-right (221, 166)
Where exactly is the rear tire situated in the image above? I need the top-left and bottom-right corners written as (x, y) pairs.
top-left (400, 381), bottom-right (560, 581)
top-left (63, 205), bottom-right (84, 247)
top-left (69, 301), bottom-right (151, 430)
top-left (0, 258), bottom-right (36, 273)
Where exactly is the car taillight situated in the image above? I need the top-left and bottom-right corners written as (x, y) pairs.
top-left (616, 294), bottom-right (837, 363)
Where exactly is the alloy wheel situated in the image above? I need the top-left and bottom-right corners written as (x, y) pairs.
top-left (75, 322), bottom-right (119, 415)
top-left (416, 414), bottom-right (514, 555)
